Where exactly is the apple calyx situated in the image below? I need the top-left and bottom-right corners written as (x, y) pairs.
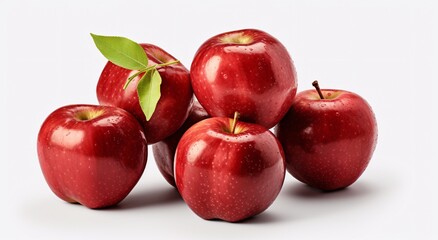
top-left (220, 32), bottom-right (253, 45)
top-left (312, 80), bottom-right (325, 100)
top-left (91, 33), bottom-right (180, 121)
top-left (74, 108), bottom-right (104, 121)
top-left (229, 111), bottom-right (241, 134)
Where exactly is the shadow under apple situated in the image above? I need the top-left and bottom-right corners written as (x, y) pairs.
top-left (288, 181), bottom-right (374, 199)
top-left (203, 210), bottom-right (286, 225)
top-left (108, 186), bottom-right (183, 210)
top-left (284, 180), bottom-right (380, 220)
top-left (240, 211), bottom-right (286, 225)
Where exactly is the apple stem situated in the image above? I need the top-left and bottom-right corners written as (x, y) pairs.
top-left (123, 60), bottom-right (180, 90)
top-left (312, 80), bottom-right (324, 99)
top-left (156, 60), bottom-right (180, 68)
top-left (230, 111), bottom-right (240, 134)
top-left (123, 71), bottom-right (143, 89)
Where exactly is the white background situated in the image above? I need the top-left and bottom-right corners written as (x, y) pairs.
top-left (1, 0), bottom-right (437, 239)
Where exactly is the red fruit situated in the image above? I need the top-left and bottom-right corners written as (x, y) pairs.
top-left (275, 82), bottom-right (378, 191)
top-left (97, 43), bottom-right (193, 144)
top-left (175, 115), bottom-right (285, 222)
top-left (190, 29), bottom-right (297, 129)
top-left (37, 104), bottom-right (147, 208)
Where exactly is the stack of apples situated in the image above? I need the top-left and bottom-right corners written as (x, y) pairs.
top-left (37, 29), bottom-right (377, 222)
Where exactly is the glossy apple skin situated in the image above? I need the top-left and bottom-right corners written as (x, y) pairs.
top-left (152, 102), bottom-right (209, 187)
top-left (275, 90), bottom-right (378, 191)
top-left (190, 29), bottom-right (297, 129)
top-left (175, 117), bottom-right (285, 222)
top-left (97, 43), bottom-right (193, 144)
top-left (37, 105), bottom-right (147, 208)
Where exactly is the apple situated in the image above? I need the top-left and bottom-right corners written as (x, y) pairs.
top-left (174, 113), bottom-right (285, 222)
top-left (190, 28), bottom-right (298, 129)
top-left (275, 81), bottom-right (378, 191)
top-left (37, 104), bottom-right (147, 208)
top-left (152, 101), bottom-right (209, 187)
top-left (97, 43), bottom-right (193, 144)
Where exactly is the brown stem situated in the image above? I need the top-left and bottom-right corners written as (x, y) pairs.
top-left (230, 112), bottom-right (240, 134)
top-left (312, 80), bottom-right (324, 99)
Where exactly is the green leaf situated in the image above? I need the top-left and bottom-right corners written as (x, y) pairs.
top-left (90, 33), bottom-right (148, 70)
top-left (137, 69), bottom-right (162, 121)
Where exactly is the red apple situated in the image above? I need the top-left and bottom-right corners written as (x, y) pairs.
top-left (275, 81), bottom-right (378, 191)
top-left (174, 114), bottom-right (285, 222)
top-left (97, 43), bottom-right (193, 144)
top-left (37, 104), bottom-right (147, 208)
top-left (190, 29), bottom-right (297, 129)
top-left (152, 102), bottom-right (209, 187)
